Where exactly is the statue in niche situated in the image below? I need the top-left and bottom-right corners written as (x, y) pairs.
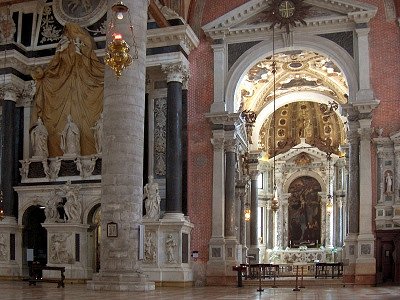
top-left (31, 22), bottom-right (104, 157)
top-left (91, 113), bottom-right (103, 154)
top-left (60, 115), bottom-right (80, 156)
top-left (385, 171), bottom-right (393, 194)
top-left (30, 117), bottom-right (49, 158)
top-left (165, 234), bottom-right (176, 263)
top-left (60, 181), bottom-right (82, 223)
top-left (143, 176), bottom-right (161, 220)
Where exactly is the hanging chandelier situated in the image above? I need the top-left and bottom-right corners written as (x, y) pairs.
top-left (270, 25), bottom-right (279, 213)
top-left (105, 1), bottom-right (138, 78)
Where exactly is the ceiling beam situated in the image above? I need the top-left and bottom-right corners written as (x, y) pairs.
top-left (149, 0), bottom-right (170, 28)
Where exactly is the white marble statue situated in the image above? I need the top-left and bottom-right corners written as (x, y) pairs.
top-left (144, 232), bottom-right (157, 262)
top-left (143, 176), bottom-right (161, 220)
top-left (165, 234), bottom-right (176, 263)
top-left (91, 113), bottom-right (103, 154)
top-left (60, 115), bottom-right (80, 156)
top-left (385, 172), bottom-right (393, 194)
top-left (60, 181), bottom-right (82, 223)
top-left (45, 191), bottom-right (61, 222)
top-left (30, 117), bottom-right (49, 157)
top-left (19, 159), bottom-right (31, 179)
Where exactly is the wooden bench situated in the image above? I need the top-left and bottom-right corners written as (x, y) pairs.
top-left (315, 262), bottom-right (343, 279)
top-left (29, 265), bottom-right (65, 288)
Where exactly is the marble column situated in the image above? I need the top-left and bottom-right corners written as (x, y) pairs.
top-left (182, 76), bottom-right (189, 215)
top-left (224, 137), bottom-right (236, 238)
top-left (162, 63), bottom-right (186, 219)
top-left (88, 0), bottom-right (154, 291)
top-left (355, 26), bottom-right (374, 102)
top-left (1, 89), bottom-right (17, 217)
top-left (236, 179), bottom-right (247, 264)
top-left (249, 171), bottom-right (259, 247)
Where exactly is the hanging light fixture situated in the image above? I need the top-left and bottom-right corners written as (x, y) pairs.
top-left (270, 24), bottom-right (279, 213)
top-left (326, 152), bottom-right (333, 214)
top-left (105, 1), bottom-right (138, 78)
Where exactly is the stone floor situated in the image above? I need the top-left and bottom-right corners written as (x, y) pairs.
top-left (1, 280), bottom-right (400, 299)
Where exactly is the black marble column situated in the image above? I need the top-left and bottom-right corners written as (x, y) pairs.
top-left (224, 140), bottom-right (236, 237)
top-left (250, 175), bottom-right (258, 246)
top-left (182, 87), bottom-right (188, 215)
top-left (1, 99), bottom-right (16, 216)
top-left (347, 121), bottom-right (360, 235)
top-left (166, 80), bottom-right (183, 214)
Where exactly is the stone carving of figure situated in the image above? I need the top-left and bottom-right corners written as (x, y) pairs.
top-left (49, 233), bottom-right (72, 264)
top-left (91, 113), bottom-right (103, 154)
top-left (165, 234), bottom-right (176, 263)
top-left (30, 117), bottom-right (49, 157)
top-left (45, 191), bottom-right (61, 222)
top-left (60, 115), bottom-right (80, 156)
top-left (144, 232), bottom-right (157, 262)
top-left (385, 172), bottom-right (393, 194)
top-left (143, 176), bottom-right (161, 220)
top-left (49, 157), bottom-right (62, 180)
top-left (19, 159), bottom-right (31, 179)
top-left (60, 181), bottom-right (82, 223)
top-left (0, 234), bottom-right (7, 261)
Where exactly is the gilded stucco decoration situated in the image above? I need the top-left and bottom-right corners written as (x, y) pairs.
top-left (238, 50), bottom-right (348, 156)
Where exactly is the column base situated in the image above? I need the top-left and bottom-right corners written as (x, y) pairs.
top-left (87, 272), bottom-right (155, 291)
top-left (162, 213), bottom-right (186, 221)
top-left (141, 218), bottom-right (194, 285)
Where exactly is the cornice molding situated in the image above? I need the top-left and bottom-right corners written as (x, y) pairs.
top-left (202, 0), bottom-right (377, 40)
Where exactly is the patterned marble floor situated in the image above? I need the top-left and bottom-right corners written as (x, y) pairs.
top-left (1, 280), bottom-right (400, 300)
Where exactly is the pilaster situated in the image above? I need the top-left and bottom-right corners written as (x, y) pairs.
top-left (0, 217), bottom-right (21, 277)
top-left (210, 41), bottom-right (226, 113)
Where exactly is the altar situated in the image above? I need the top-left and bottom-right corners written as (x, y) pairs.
top-left (266, 247), bottom-right (342, 264)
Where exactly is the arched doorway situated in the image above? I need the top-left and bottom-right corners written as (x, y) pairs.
top-left (87, 204), bottom-right (101, 274)
top-left (22, 205), bottom-right (47, 274)
top-left (288, 176), bottom-right (322, 247)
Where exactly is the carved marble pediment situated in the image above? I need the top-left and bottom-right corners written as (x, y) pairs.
top-left (202, 0), bottom-right (377, 39)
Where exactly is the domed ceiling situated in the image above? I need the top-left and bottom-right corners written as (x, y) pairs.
top-left (238, 50), bottom-right (349, 157)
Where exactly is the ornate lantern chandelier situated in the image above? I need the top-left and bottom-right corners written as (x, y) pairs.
top-left (105, 1), bottom-right (138, 78)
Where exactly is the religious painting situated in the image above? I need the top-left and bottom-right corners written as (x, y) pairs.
top-left (288, 176), bottom-right (321, 247)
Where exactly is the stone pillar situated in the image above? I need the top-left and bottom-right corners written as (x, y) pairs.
top-left (162, 63), bottom-right (186, 219)
top-left (224, 136), bottom-right (236, 238)
top-left (355, 26), bottom-right (374, 102)
top-left (1, 89), bottom-right (17, 217)
top-left (247, 151), bottom-right (260, 263)
top-left (280, 194), bottom-right (289, 248)
top-left (343, 116), bottom-right (360, 283)
top-left (236, 179), bottom-right (247, 264)
top-left (88, 0), bottom-right (155, 291)
top-left (210, 41), bottom-right (226, 112)
top-left (182, 75), bottom-right (189, 215)
top-left (356, 119), bottom-right (376, 284)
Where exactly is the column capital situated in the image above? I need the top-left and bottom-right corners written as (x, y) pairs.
top-left (211, 137), bottom-right (225, 151)
top-left (224, 138), bottom-right (236, 153)
top-left (358, 127), bottom-right (373, 141)
top-left (161, 63), bottom-right (188, 83)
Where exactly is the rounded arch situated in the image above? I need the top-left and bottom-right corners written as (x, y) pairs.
top-left (82, 197), bottom-right (101, 224)
top-left (283, 169), bottom-right (326, 194)
top-left (225, 34), bottom-right (358, 113)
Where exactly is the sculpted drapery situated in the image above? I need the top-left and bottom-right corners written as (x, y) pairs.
top-left (31, 23), bottom-right (104, 157)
